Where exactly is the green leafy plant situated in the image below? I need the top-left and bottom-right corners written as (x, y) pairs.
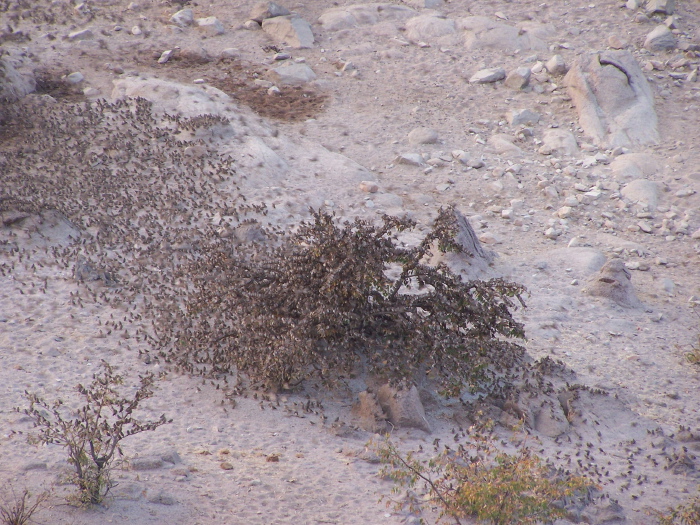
top-left (20, 361), bottom-right (171, 506)
top-left (159, 207), bottom-right (526, 396)
top-left (376, 433), bottom-right (596, 525)
top-left (650, 490), bottom-right (700, 525)
top-left (0, 486), bottom-right (49, 525)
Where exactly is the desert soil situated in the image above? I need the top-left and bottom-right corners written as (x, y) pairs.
top-left (1, 0), bottom-right (700, 523)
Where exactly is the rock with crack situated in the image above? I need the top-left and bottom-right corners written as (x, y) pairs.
top-left (582, 258), bottom-right (642, 308)
top-left (565, 50), bottom-right (658, 149)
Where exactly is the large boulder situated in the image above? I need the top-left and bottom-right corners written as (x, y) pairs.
top-left (564, 50), bottom-right (659, 148)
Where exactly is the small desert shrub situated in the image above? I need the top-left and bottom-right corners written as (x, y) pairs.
top-left (377, 435), bottom-right (596, 525)
top-left (650, 491), bottom-right (700, 525)
top-left (20, 361), bottom-right (171, 506)
top-left (0, 486), bottom-right (49, 525)
top-left (159, 207), bottom-right (526, 396)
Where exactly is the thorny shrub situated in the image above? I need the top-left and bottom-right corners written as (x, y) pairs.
top-left (0, 486), bottom-right (49, 525)
top-left (19, 362), bottom-right (171, 506)
top-left (376, 430), bottom-right (596, 525)
top-left (155, 207), bottom-right (527, 396)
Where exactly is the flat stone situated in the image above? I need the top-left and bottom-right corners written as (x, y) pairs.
top-left (266, 63), bottom-right (316, 85)
top-left (469, 67), bottom-right (506, 83)
top-left (407, 127), bottom-right (438, 145)
top-left (395, 153), bottom-right (425, 166)
top-left (131, 457), bottom-right (165, 471)
top-left (68, 29), bottom-right (94, 40)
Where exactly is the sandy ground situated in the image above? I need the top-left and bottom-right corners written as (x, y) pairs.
top-left (1, 0), bottom-right (700, 523)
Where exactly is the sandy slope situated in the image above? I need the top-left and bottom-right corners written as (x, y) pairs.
top-left (1, 0), bottom-right (700, 523)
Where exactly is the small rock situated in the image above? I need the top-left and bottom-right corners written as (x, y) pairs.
top-left (170, 8), bottom-right (194, 27)
top-left (220, 48), bottom-right (240, 59)
top-left (196, 17), bottom-right (225, 37)
top-left (645, 25), bottom-right (677, 52)
top-left (395, 153), bottom-right (425, 166)
top-left (675, 187), bottom-right (696, 197)
top-left (359, 181), bottom-right (379, 193)
top-left (243, 19), bottom-right (262, 30)
top-left (507, 108), bottom-right (539, 127)
top-left (544, 227), bottom-right (560, 239)
top-left (557, 206), bottom-right (573, 219)
top-left (220, 461), bottom-right (234, 470)
top-left (250, 1), bottom-right (291, 23)
top-left (469, 67), bottom-right (506, 84)
top-left (158, 49), bottom-right (175, 64)
top-left (545, 54), bottom-right (567, 75)
top-left (68, 29), bottom-right (94, 40)
top-left (65, 72), bottom-right (84, 84)
top-left (608, 35), bottom-right (628, 49)
top-left (408, 127), bottom-right (438, 145)
top-left (504, 66), bottom-right (531, 90)
top-left (131, 25), bottom-right (142, 36)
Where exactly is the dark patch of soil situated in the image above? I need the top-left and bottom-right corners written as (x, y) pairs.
top-left (132, 51), bottom-right (328, 122)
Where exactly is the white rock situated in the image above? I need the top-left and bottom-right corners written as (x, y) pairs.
top-left (539, 129), bottom-right (579, 156)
